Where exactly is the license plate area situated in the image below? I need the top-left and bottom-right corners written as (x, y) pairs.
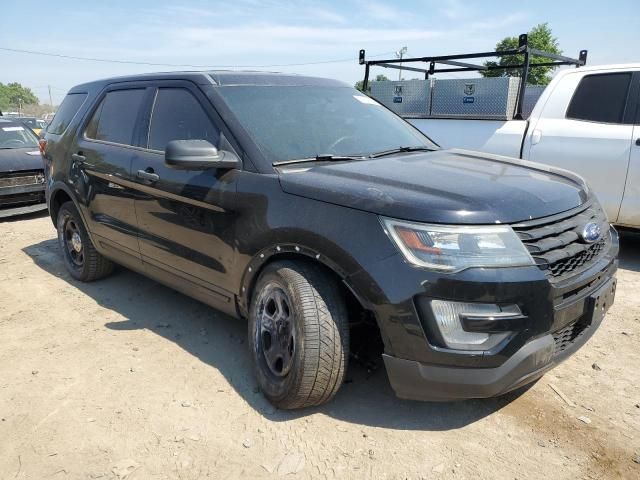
top-left (586, 277), bottom-right (617, 327)
top-left (552, 277), bottom-right (616, 332)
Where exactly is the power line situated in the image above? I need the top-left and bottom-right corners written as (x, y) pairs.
top-left (0, 46), bottom-right (396, 69)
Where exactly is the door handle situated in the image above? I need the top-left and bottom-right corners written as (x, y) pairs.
top-left (636, 138), bottom-right (640, 146)
top-left (137, 168), bottom-right (160, 183)
top-left (71, 153), bottom-right (86, 163)
top-left (531, 129), bottom-right (542, 145)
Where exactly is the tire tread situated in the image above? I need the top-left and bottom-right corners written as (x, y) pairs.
top-left (57, 201), bottom-right (114, 282)
top-left (254, 260), bottom-right (349, 409)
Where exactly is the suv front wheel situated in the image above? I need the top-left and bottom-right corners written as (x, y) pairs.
top-left (56, 201), bottom-right (114, 282)
top-left (249, 261), bottom-right (349, 409)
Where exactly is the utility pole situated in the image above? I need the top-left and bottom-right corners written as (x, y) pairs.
top-left (396, 46), bottom-right (408, 81)
top-left (48, 85), bottom-right (54, 110)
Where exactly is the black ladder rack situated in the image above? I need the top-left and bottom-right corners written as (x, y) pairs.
top-left (359, 33), bottom-right (587, 120)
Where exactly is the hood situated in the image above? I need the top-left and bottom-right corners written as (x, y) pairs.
top-left (0, 147), bottom-right (45, 173)
top-left (277, 149), bottom-right (589, 224)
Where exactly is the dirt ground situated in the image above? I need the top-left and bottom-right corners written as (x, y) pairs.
top-left (0, 212), bottom-right (639, 480)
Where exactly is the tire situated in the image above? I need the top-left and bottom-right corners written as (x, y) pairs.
top-left (56, 201), bottom-right (114, 282)
top-left (249, 260), bottom-right (349, 409)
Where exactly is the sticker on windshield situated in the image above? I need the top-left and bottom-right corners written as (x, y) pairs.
top-left (353, 95), bottom-right (380, 105)
top-left (2, 126), bottom-right (25, 132)
top-left (26, 151), bottom-right (41, 156)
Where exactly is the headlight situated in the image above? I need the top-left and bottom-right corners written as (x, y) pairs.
top-left (380, 217), bottom-right (535, 272)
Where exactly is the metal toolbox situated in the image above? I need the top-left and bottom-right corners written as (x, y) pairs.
top-left (370, 79), bottom-right (431, 117)
top-left (521, 85), bottom-right (546, 119)
top-left (430, 77), bottom-right (521, 120)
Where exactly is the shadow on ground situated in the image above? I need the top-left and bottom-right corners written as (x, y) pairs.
top-left (618, 228), bottom-right (640, 272)
top-left (24, 238), bottom-right (557, 431)
top-left (1, 208), bottom-right (49, 223)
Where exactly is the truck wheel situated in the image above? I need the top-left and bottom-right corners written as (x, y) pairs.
top-left (249, 261), bottom-right (349, 409)
top-left (56, 201), bottom-right (114, 282)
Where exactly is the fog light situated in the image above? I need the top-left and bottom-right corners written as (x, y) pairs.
top-left (431, 300), bottom-right (522, 351)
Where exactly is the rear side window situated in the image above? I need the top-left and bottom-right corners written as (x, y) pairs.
top-left (48, 93), bottom-right (87, 135)
top-left (86, 89), bottom-right (146, 145)
top-left (566, 73), bottom-right (632, 124)
top-left (147, 88), bottom-right (219, 151)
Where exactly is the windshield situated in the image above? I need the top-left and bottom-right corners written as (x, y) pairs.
top-left (0, 124), bottom-right (39, 149)
top-left (217, 86), bottom-right (437, 163)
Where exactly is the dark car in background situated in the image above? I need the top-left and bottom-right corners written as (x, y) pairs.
top-left (0, 118), bottom-right (47, 218)
top-left (42, 72), bottom-right (618, 408)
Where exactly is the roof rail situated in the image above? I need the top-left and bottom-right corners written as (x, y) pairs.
top-left (359, 33), bottom-right (587, 120)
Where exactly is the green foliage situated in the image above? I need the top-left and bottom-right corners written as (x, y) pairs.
top-left (481, 23), bottom-right (561, 85)
top-left (355, 74), bottom-right (390, 92)
top-left (0, 82), bottom-right (39, 111)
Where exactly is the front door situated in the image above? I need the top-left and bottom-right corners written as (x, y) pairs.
top-left (75, 85), bottom-right (150, 259)
top-left (130, 83), bottom-right (239, 300)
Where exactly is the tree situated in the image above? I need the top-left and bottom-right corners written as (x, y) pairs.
top-left (0, 82), bottom-right (39, 111)
top-left (481, 23), bottom-right (561, 85)
top-left (355, 74), bottom-right (389, 92)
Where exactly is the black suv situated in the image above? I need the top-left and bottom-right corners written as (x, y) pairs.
top-left (42, 72), bottom-right (618, 409)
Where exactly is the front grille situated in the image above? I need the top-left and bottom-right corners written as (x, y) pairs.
top-left (552, 319), bottom-right (589, 356)
top-left (512, 202), bottom-right (609, 281)
top-left (0, 170), bottom-right (45, 189)
top-left (548, 240), bottom-right (606, 278)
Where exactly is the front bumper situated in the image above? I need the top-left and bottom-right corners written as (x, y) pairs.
top-left (0, 183), bottom-right (47, 219)
top-left (383, 274), bottom-right (616, 401)
top-left (348, 228), bottom-right (619, 402)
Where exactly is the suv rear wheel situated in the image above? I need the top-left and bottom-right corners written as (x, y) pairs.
top-left (249, 261), bottom-right (349, 409)
top-left (56, 201), bottom-right (114, 281)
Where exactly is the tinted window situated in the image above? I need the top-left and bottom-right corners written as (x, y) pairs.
top-left (86, 89), bottom-right (145, 145)
top-left (48, 93), bottom-right (87, 135)
top-left (217, 86), bottom-right (436, 162)
top-left (566, 73), bottom-right (632, 124)
top-left (148, 88), bottom-right (219, 151)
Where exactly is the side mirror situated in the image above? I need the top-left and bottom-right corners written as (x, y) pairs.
top-left (165, 139), bottom-right (240, 170)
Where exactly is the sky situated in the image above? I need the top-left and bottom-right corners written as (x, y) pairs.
top-left (0, 0), bottom-right (637, 105)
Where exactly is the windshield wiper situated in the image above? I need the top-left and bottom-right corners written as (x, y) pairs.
top-left (369, 146), bottom-right (434, 158)
top-left (272, 154), bottom-right (365, 167)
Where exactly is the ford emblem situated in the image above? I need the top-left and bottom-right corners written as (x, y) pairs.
top-left (580, 222), bottom-right (601, 244)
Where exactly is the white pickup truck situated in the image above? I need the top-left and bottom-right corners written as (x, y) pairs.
top-left (409, 64), bottom-right (640, 228)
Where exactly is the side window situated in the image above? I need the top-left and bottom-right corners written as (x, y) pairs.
top-left (86, 89), bottom-right (146, 145)
top-left (148, 88), bottom-right (220, 151)
top-left (566, 73), bottom-right (632, 124)
top-left (48, 93), bottom-right (87, 135)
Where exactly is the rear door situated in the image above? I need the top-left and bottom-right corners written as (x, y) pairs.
top-left (74, 84), bottom-right (150, 258)
top-left (526, 71), bottom-right (636, 222)
top-left (130, 81), bottom-right (240, 303)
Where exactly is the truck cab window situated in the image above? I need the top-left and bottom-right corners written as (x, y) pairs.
top-left (147, 88), bottom-right (220, 152)
top-left (566, 73), bottom-right (632, 124)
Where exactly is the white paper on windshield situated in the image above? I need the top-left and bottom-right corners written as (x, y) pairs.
top-left (26, 151), bottom-right (41, 156)
top-left (2, 126), bottom-right (25, 132)
top-left (353, 95), bottom-right (381, 105)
